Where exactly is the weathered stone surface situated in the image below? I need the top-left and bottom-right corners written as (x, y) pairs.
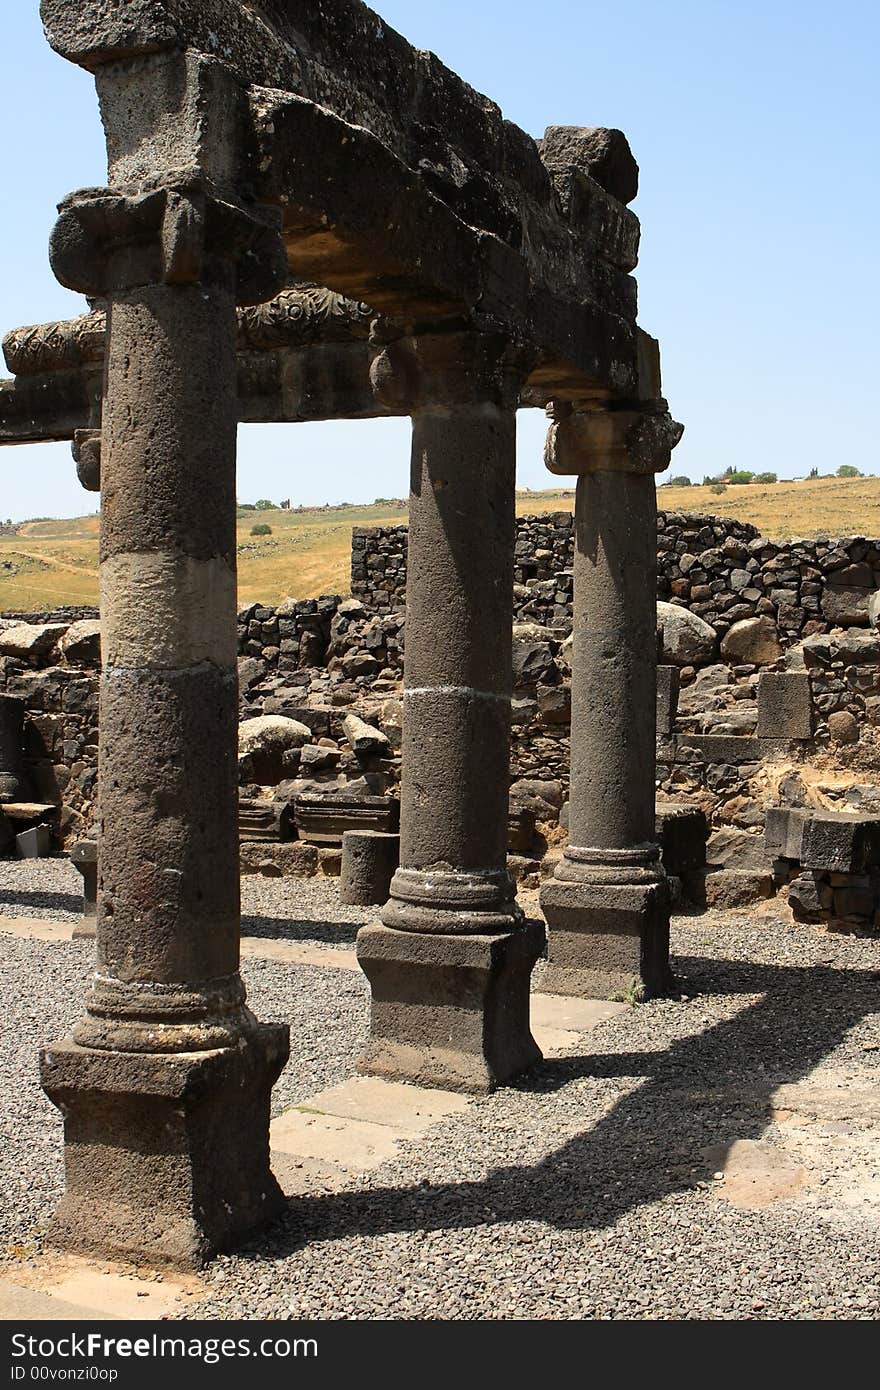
top-left (541, 878), bottom-right (671, 1000)
top-left (656, 664), bottom-right (680, 735)
top-left (702, 868), bottom-right (773, 908)
top-left (540, 126), bottom-right (639, 204)
top-left (657, 601), bottom-right (716, 665)
top-left (801, 813), bottom-right (880, 874)
top-left (238, 715), bottom-right (311, 785)
top-left (0, 623), bottom-right (67, 660)
top-left (655, 804), bottom-right (707, 875)
top-left (340, 830), bottom-right (400, 906)
top-left (342, 713), bottom-right (391, 756)
top-left (828, 710), bottom-right (859, 744)
top-left (239, 841), bottom-right (319, 877)
top-left (356, 920), bottom-right (544, 1094)
top-left (756, 672), bottom-right (812, 739)
top-left (764, 807), bottom-right (808, 862)
top-left (59, 619), bottom-right (101, 665)
top-left (295, 793), bottom-right (399, 845)
top-left (720, 617), bottom-right (782, 664)
top-left (821, 586), bottom-right (870, 626)
top-left (706, 827), bottom-right (766, 870)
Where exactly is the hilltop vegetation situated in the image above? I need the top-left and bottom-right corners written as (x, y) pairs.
top-left (3, 477), bottom-right (880, 612)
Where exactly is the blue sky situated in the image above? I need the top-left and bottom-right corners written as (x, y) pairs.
top-left (1, 1), bottom-right (877, 520)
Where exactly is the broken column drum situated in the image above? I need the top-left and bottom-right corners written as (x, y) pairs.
top-left (37, 49), bottom-right (290, 1269)
top-left (357, 333), bottom-right (544, 1092)
top-left (541, 406), bottom-right (683, 999)
top-left (0, 694), bottom-right (27, 802)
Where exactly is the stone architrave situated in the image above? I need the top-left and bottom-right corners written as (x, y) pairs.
top-left (540, 401), bottom-right (683, 999)
top-left (37, 49), bottom-right (290, 1270)
top-left (356, 332), bottom-right (544, 1092)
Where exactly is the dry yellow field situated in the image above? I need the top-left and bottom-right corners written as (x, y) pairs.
top-left (1, 476), bottom-right (878, 613)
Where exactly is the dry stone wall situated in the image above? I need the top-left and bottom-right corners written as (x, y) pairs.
top-left (5, 512), bottom-right (880, 926)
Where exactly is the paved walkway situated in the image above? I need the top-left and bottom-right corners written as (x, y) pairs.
top-left (0, 911), bottom-right (624, 1321)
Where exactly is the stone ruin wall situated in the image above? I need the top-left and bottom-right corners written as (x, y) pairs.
top-left (5, 510), bottom-right (880, 910)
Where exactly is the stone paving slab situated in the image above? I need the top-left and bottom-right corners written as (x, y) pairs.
top-left (0, 1255), bottom-right (205, 1321)
top-left (0, 915), bottom-right (73, 943)
top-left (271, 1110), bottom-right (405, 1171)
top-left (240, 936), bottom-right (358, 971)
top-left (305, 1076), bottom-right (469, 1131)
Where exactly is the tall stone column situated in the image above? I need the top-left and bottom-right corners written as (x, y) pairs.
top-left (38, 175), bottom-right (291, 1269)
top-left (357, 332), bottom-right (544, 1093)
top-left (540, 404), bottom-right (683, 999)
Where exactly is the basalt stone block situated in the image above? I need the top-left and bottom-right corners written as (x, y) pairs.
top-left (540, 878), bottom-right (673, 1001)
top-left (756, 672), bottom-right (813, 740)
top-left (702, 867), bottom-right (773, 908)
top-left (678, 734), bottom-right (793, 764)
top-left (39, 1024), bottom-right (289, 1270)
top-left (340, 830), bottom-right (400, 905)
top-left (294, 794), bottom-right (399, 845)
top-left (356, 920), bottom-right (544, 1094)
top-left (508, 805), bottom-right (537, 853)
top-left (238, 798), bottom-right (292, 843)
top-left (655, 804), bottom-right (707, 875)
top-left (801, 813), bottom-right (880, 874)
top-left (656, 665), bottom-right (680, 736)
top-left (764, 806), bottom-right (808, 862)
top-left (788, 872), bottom-right (824, 921)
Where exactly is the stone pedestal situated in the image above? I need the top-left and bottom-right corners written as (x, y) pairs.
top-left (541, 404), bottom-right (682, 1000)
top-left (39, 156), bottom-right (289, 1267)
top-left (357, 333), bottom-right (543, 1091)
top-left (70, 837), bottom-right (98, 939)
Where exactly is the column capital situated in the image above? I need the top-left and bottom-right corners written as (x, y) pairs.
top-left (71, 428), bottom-right (101, 492)
top-left (49, 179), bottom-right (287, 306)
top-left (545, 405), bottom-right (684, 477)
top-left (370, 330), bottom-right (535, 413)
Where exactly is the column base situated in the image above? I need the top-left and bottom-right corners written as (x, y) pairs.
top-left (355, 920), bottom-right (545, 1094)
top-left (539, 877), bottom-right (674, 1001)
top-left (39, 1021), bottom-right (289, 1270)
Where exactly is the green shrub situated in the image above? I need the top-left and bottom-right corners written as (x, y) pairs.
top-left (254, 498), bottom-right (279, 510)
top-left (250, 523), bottom-right (272, 537)
top-left (726, 470), bottom-right (755, 485)
top-left (837, 465), bottom-right (862, 478)
top-left (668, 475), bottom-right (692, 487)
top-left (754, 472), bottom-right (778, 484)
top-left (710, 483), bottom-right (727, 495)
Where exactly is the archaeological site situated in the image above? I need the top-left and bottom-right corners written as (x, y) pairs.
top-left (0, 0), bottom-right (877, 1327)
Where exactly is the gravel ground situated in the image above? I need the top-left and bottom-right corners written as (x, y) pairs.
top-left (2, 863), bottom-right (879, 1319)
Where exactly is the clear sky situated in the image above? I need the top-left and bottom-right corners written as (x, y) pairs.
top-left (1, 1), bottom-right (877, 520)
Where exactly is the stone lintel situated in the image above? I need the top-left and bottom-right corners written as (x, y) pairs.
top-left (545, 406), bottom-right (684, 477)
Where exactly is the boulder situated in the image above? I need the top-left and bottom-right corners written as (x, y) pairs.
top-left (821, 587), bottom-right (870, 627)
top-left (59, 619), bottom-right (101, 665)
top-left (720, 616), bottom-right (782, 665)
top-left (656, 602), bottom-right (717, 665)
top-left (0, 622), bottom-right (67, 661)
top-left (512, 638), bottom-right (556, 685)
top-left (827, 710), bottom-right (859, 745)
top-left (238, 715), bottom-right (311, 785)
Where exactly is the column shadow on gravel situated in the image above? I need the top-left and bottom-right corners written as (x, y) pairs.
top-left (240, 913), bottom-right (360, 945)
top-left (245, 951), bottom-right (880, 1254)
top-left (0, 888), bottom-right (82, 914)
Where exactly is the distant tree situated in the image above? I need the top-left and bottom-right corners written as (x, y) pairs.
top-left (668, 475), bottom-right (692, 487)
top-left (808, 466), bottom-right (819, 479)
top-left (754, 472), bottom-right (778, 484)
top-left (726, 470), bottom-right (755, 485)
top-left (238, 502), bottom-right (256, 511)
top-left (837, 465), bottom-right (862, 478)
top-left (250, 523), bottom-right (272, 537)
top-left (254, 499), bottom-right (279, 510)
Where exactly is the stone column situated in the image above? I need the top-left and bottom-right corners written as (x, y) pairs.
top-left (38, 175), bottom-right (290, 1269)
top-left (357, 332), bottom-right (544, 1093)
top-left (540, 404), bottom-right (683, 999)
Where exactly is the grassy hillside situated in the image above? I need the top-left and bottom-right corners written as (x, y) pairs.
top-left (2, 476), bottom-right (879, 613)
